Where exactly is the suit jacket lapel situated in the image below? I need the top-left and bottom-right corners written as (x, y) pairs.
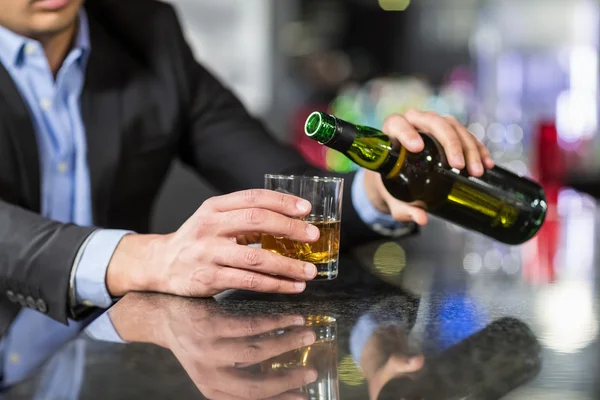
top-left (82, 12), bottom-right (124, 226)
top-left (0, 63), bottom-right (41, 212)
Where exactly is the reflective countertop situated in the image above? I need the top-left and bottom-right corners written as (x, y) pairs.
top-left (5, 189), bottom-right (600, 399)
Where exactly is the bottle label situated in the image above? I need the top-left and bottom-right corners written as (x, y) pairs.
top-left (447, 180), bottom-right (519, 228)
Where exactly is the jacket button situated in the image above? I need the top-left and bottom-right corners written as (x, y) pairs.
top-left (5, 290), bottom-right (17, 303)
top-left (36, 299), bottom-right (48, 314)
top-left (26, 296), bottom-right (36, 309)
top-left (16, 294), bottom-right (26, 307)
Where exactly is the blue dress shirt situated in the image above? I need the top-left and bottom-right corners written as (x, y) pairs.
top-left (0, 10), bottom-right (128, 387)
top-left (0, 11), bottom-right (130, 311)
top-left (0, 8), bottom-right (406, 386)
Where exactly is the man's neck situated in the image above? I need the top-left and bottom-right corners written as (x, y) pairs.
top-left (35, 21), bottom-right (78, 77)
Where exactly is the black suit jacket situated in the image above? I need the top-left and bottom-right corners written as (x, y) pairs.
top-left (0, 0), bottom-right (390, 334)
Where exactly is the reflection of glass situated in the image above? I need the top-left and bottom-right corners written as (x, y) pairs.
top-left (261, 316), bottom-right (339, 400)
top-left (261, 175), bottom-right (344, 280)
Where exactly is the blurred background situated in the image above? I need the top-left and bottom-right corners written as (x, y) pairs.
top-left (147, 5), bottom-right (600, 387)
top-left (149, 0), bottom-right (596, 296)
top-left (153, 0), bottom-right (600, 233)
top-left (153, 0), bottom-right (600, 309)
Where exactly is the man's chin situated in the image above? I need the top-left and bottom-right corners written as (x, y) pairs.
top-left (27, 14), bottom-right (78, 38)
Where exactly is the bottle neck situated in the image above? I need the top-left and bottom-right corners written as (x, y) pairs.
top-left (330, 118), bottom-right (362, 153)
top-left (304, 112), bottom-right (359, 153)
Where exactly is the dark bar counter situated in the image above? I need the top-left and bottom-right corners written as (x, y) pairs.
top-left (5, 196), bottom-right (599, 400)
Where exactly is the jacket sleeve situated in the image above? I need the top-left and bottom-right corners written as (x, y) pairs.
top-left (159, 6), bottom-right (389, 249)
top-left (0, 199), bottom-right (96, 323)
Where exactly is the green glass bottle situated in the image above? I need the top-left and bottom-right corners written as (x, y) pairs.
top-left (305, 111), bottom-right (547, 245)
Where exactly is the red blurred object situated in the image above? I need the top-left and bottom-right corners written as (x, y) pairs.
top-left (292, 105), bottom-right (329, 170)
top-left (522, 184), bottom-right (559, 284)
top-left (534, 121), bottom-right (564, 185)
top-left (523, 121), bottom-right (563, 284)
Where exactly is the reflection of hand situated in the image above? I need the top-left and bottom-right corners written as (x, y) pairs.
top-left (109, 293), bottom-right (318, 400)
top-left (360, 325), bottom-right (424, 400)
top-left (363, 109), bottom-right (495, 225)
top-left (106, 189), bottom-right (321, 298)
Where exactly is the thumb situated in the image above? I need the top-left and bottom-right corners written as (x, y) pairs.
top-left (388, 201), bottom-right (428, 226)
top-left (387, 354), bottom-right (425, 374)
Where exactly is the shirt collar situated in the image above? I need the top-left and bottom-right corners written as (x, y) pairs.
top-left (0, 8), bottom-right (91, 69)
top-left (74, 8), bottom-right (91, 63)
top-left (0, 20), bottom-right (29, 68)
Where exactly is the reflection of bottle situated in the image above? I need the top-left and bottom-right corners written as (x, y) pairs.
top-left (305, 112), bottom-right (547, 245)
top-left (377, 317), bottom-right (542, 400)
top-left (261, 316), bottom-right (339, 400)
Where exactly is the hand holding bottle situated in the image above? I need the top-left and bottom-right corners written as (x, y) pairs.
top-left (360, 109), bottom-right (494, 225)
top-left (306, 110), bottom-right (546, 245)
top-left (109, 293), bottom-right (318, 400)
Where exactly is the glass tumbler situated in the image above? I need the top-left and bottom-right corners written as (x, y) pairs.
top-left (261, 175), bottom-right (344, 280)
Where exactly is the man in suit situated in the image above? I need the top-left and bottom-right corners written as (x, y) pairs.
top-left (0, 0), bottom-right (492, 337)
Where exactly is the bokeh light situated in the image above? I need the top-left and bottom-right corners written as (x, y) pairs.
top-left (325, 149), bottom-right (356, 173)
top-left (467, 122), bottom-right (486, 142)
top-left (502, 253), bottom-right (521, 275)
top-left (505, 124), bottom-right (524, 144)
top-left (338, 355), bottom-right (365, 386)
top-left (506, 160), bottom-right (528, 176)
top-left (378, 0), bottom-right (411, 12)
top-left (483, 249), bottom-right (503, 271)
top-left (463, 252), bottom-right (482, 274)
top-left (486, 122), bottom-right (506, 143)
top-left (535, 281), bottom-right (598, 353)
top-left (371, 242), bottom-right (407, 286)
